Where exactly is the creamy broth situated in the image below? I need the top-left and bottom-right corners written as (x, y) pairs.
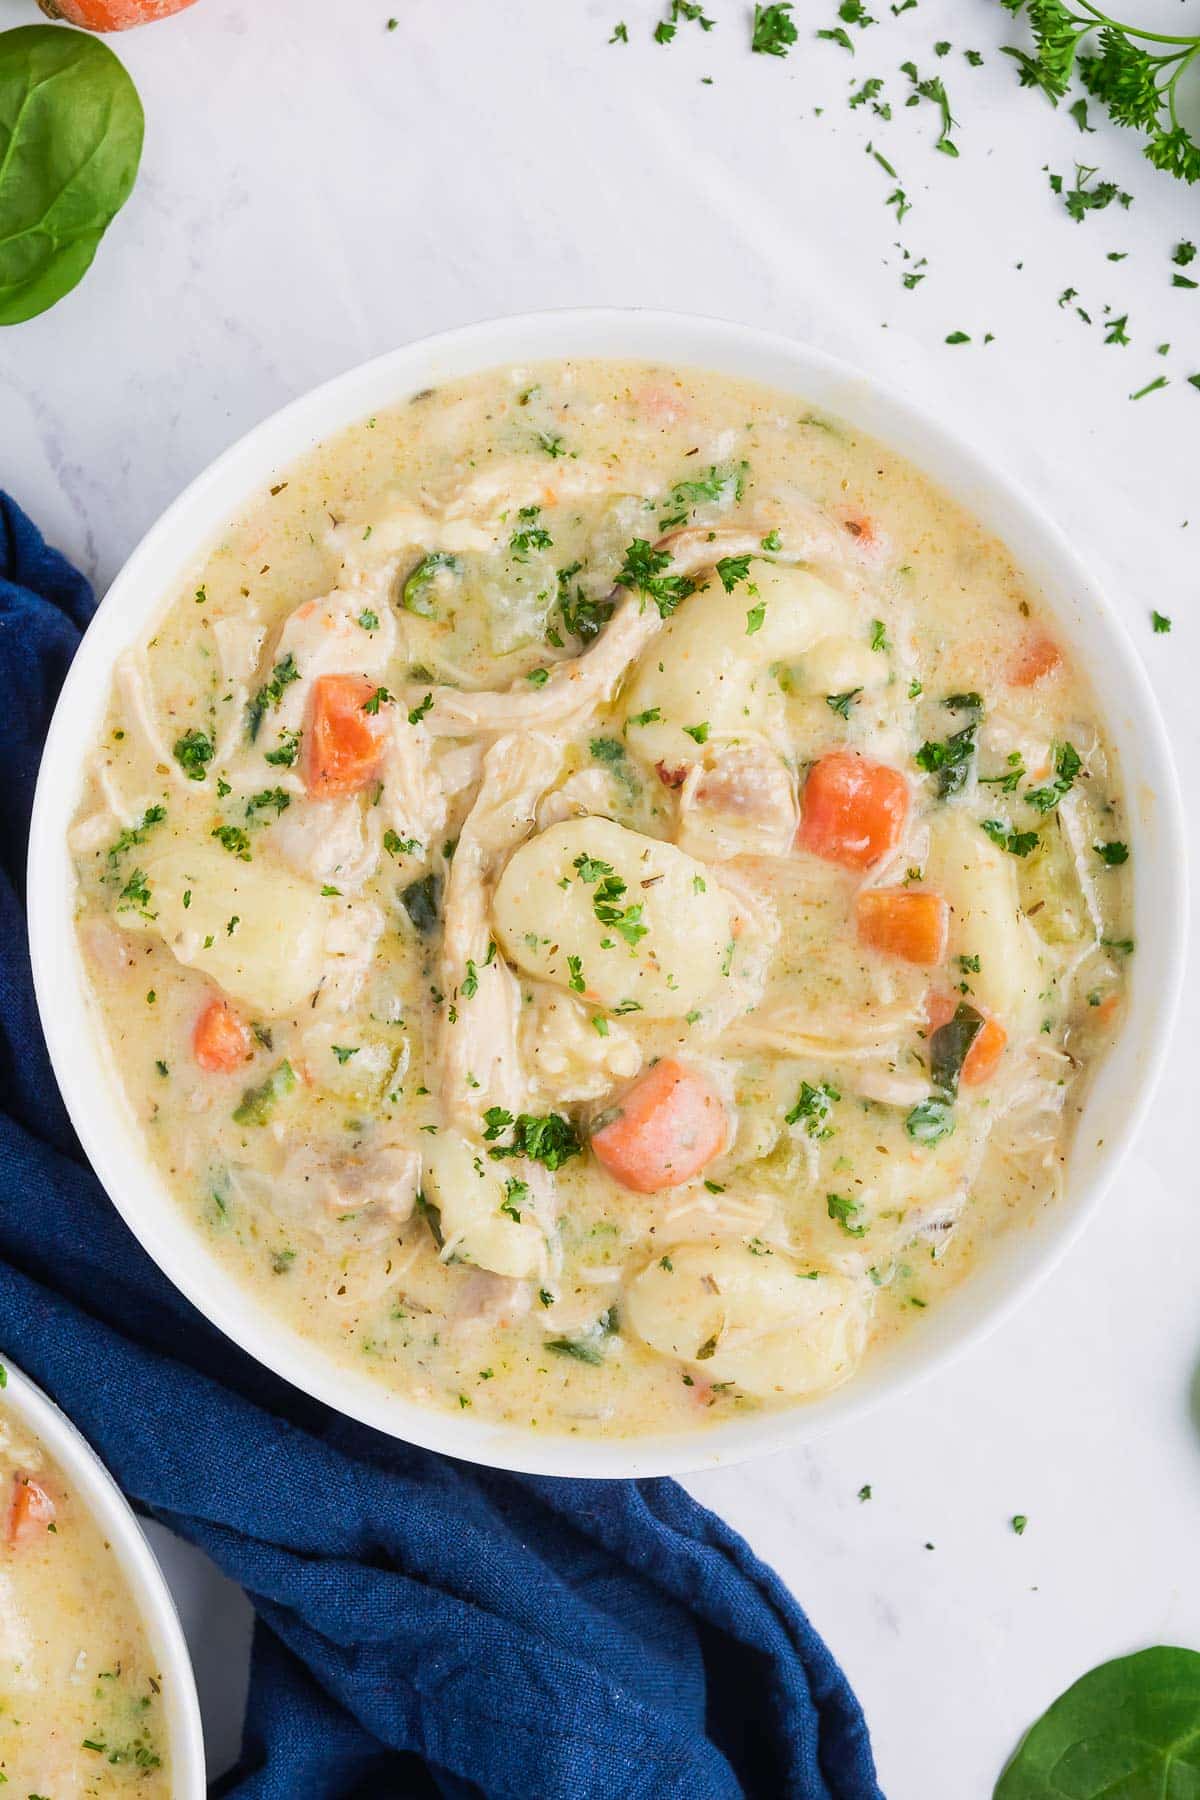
top-left (70, 360), bottom-right (1131, 1438)
top-left (0, 1404), bottom-right (170, 1793)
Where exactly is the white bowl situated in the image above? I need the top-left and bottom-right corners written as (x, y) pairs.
top-left (27, 310), bottom-right (1187, 1478)
top-left (0, 1355), bottom-right (205, 1792)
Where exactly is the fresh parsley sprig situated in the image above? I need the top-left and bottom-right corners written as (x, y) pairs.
top-left (1000, 0), bottom-right (1200, 183)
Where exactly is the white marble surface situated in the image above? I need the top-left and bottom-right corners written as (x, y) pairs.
top-left (3, 0), bottom-right (1198, 1792)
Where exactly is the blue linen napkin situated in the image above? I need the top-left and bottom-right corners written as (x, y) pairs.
top-left (0, 491), bottom-right (883, 1800)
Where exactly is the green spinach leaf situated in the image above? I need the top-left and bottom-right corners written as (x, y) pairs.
top-left (996, 1646), bottom-right (1200, 1798)
top-left (0, 27), bottom-right (143, 326)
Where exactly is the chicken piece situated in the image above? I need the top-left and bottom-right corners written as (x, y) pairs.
top-left (231, 1140), bottom-right (419, 1250)
top-left (676, 741), bottom-right (798, 862)
top-left (271, 794), bottom-right (380, 891)
top-left (439, 731), bottom-right (564, 1130)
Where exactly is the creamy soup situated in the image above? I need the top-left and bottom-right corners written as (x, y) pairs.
top-left (70, 360), bottom-right (1131, 1437)
top-left (0, 1400), bottom-right (170, 1793)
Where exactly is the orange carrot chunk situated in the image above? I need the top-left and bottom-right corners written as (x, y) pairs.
top-left (8, 1476), bottom-right (55, 1547)
top-left (1009, 634), bottom-right (1062, 688)
top-left (591, 1058), bottom-right (728, 1194)
top-left (798, 751), bottom-right (910, 870)
top-left (927, 992), bottom-right (1007, 1086)
top-left (304, 674), bottom-right (388, 798)
top-left (193, 997), bottom-right (253, 1074)
top-left (38, 0), bottom-right (198, 26)
top-left (856, 888), bottom-right (949, 966)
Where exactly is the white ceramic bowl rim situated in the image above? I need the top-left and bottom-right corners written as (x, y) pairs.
top-left (0, 1354), bottom-right (205, 1792)
top-left (27, 307), bottom-right (1187, 1479)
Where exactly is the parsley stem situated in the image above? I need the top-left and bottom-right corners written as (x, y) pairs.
top-left (1073, 0), bottom-right (1198, 49)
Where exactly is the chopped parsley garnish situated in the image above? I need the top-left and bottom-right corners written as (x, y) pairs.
top-left (1024, 741), bottom-right (1082, 813)
top-left (107, 804), bottom-right (166, 867)
top-left (628, 706), bottom-right (662, 728)
top-left (485, 1111), bottom-right (582, 1171)
top-left (509, 506), bottom-right (554, 562)
top-left (786, 1080), bottom-right (839, 1138)
top-left (1094, 839), bottom-right (1129, 865)
top-left (981, 819), bottom-right (1040, 857)
top-left (173, 728), bottom-right (213, 781)
top-left (247, 654), bottom-right (298, 740)
top-left (572, 853), bottom-right (648, 947)
top-left (915, 692), bottom-right (983, 799)
top-left (683, 721), bottom-right (710, 744)
top-left (746, 599), bottom-right (766, 634)
top-left (402, 551), bottom-right (461, 618)
top-left (331, 1045), bottom-right (358, 1065)
top-left (361, 685), bottom-right (391, 715)
top-left (383, 829), bottom-right (420, 857)
top-left (264, 728), bottom-right (301, 767)
top-left (715, 554), bottom-right (753, 592)
top-left (827, 1192), bottom-right (868, 1238)
top-left (905, 1096), bottom-right (956, 1145)
top-left (615, 538), bottom-right (697, 618)
top-left (245, 786), bottom-right (291, 819)
top-left (116, 867), bottom-right (154, 919)
top-left (826, 689), bottom-right (861, 720)
top-left (211, 823), bottom-right (252, 860)
top-left (408, 692), bottom-right (434, 726)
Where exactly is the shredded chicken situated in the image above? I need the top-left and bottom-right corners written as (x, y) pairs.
top-left (438, 731), bottom-right (564, 1129)
top-left (115, 651), bottom-right (184, 784)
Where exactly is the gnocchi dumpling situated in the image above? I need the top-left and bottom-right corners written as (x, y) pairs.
top-left (421, 1129), bottom-right (547, 1280)
top-left (626, 1240), bottom-right (869, 1397)
top-left (926, 812), bottom-right (1042, 1034)
top-left (122, 843), bottom-right (333, 1016)
top-left (491, 817), bottom-right (736, 1018)
top-left (622, 565), bottom-right (842, 773)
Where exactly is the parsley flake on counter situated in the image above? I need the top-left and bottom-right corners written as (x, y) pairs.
top-left (609, 20), bottom-right (628, 42)
top-left (1011, 1514), bottom-right (1028, 1536)
top-left (751, 1), bottom-right (797, 57)
top-left (1151, 610), bottom-right (1172, 633)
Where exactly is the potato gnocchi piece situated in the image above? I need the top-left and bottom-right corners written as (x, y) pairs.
top-left (626, 1240), bottom-right (869, 1397)
top-left (925, 812), bottom-right (1042, 1036)
top-left (421, 1129), bottom-right (547, 1281)
top-left (492, 817), bottom-right (736, 1019)
top-left (122, 843), bottom-right (333, 1016)
top-left (622, 565), bottom-right (842, 774)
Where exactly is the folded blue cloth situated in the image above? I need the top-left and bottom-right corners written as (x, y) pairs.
top-left (0, 492), bottom-right (883, 1800)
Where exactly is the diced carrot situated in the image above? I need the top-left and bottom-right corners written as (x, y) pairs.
top-left (856, 888), bottom-right (949, 966)
top-left (841, 513), bottom-right (875, 545)
top-left (193, 997), bottom-right (253, 1074)
top-left (927, 992), bottom-right (1007, 1086)
top-left (633, 383), bottom-right (687, 423)
top-left (1009, 634), bottom-right (1062, 688)
top-left (1093, 993), bottom-right (1121, 1027)
top-left (798, 751), bottom-right (910, 871)
top-left (591, 1059), bottom-right (728, 1194)
top-left (304, 674), bottom-right (388, 798)
top-left (8, 1476), bottom-right (55, 1546)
